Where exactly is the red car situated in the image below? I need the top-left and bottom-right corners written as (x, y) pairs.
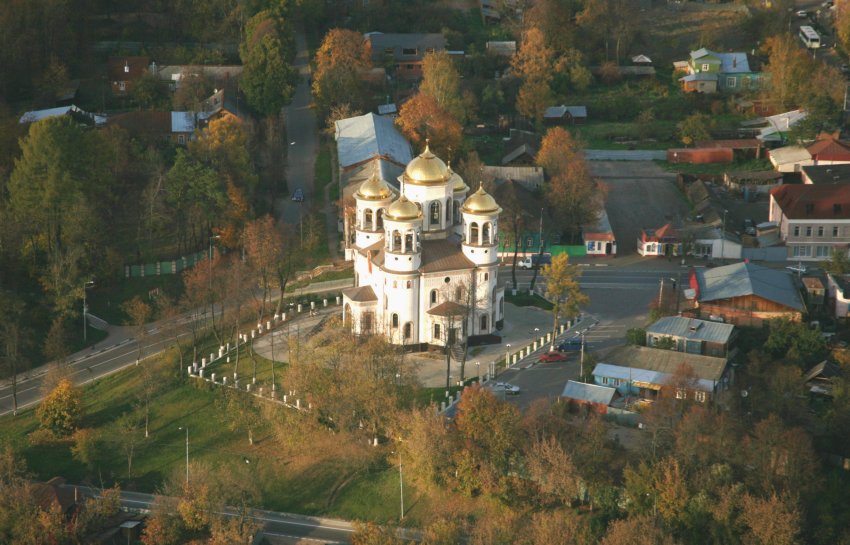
top-left (538, 351), bottom-right (568, 363)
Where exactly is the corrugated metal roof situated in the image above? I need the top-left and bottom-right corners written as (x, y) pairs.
top-left (769, 145), bottom-right (812, 165)
top-left (646, 316), bottom-right (734, 344)
top-left (561, 380), bottom-right (617, 405)
top-left (171, 111), bottom-right (196, 133)
top-left (602, 345), bottom-right (728, 382)
top-left (592, 363), bottom-right (717, 392)
top-left (335, 113), bottom-right (412, 169)
top-left (696, 262), bottom-right (804, 311)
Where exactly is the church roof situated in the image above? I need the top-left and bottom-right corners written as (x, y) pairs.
top-left (342, 285), bottom-right (378, 302)
top-left (462, 184), bottom-right (501, 214)
top-left (402, 142), bottom-right (450, 186)
top-left (427, 301), bottom-right (468, 317)
top-left (420, 239), bottom-right (474, 272)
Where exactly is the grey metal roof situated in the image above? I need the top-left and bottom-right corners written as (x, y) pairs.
top-left (592, 362), bottom-right (718, 392)
top-left (696, 262), bottom-right (804, 311)
top-left (543, 105), bottom-right (586, 119)
top-left (334, 113), bottom-right (412, 169)
top-left (646, 316), bottom-right (734, 344)
top-left (365, 33), bottom-right (446, 61)
top-left (690, 48), bottom-right (720, 62)
top-left (599, 344), bottom-right (729, 385)
top-left (561, 380), bottom-right (617, 405)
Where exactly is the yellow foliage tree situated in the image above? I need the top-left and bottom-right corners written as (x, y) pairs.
top-left (396, 93), bottom-right (463, 158)
top-left (36, 378), bottom-right (82, 436)
top-left (542, 254), bottom-right (588, 350)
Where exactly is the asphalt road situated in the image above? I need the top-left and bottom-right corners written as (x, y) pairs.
top-left (65, 485), bottom-right (356, 544)
top-left (279, 29), bottom-right (319, 227)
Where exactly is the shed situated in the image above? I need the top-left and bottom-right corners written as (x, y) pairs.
top-left (561, 380), bottom-right (616, 413)
top-left (486, 41), bottom-right (517, 56)
top-left (543, 105), bottom-right (587, 125)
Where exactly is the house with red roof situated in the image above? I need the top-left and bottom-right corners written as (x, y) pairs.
top-left (637, 223), bottom-right (680, 257)
top-left (807, 134), bottom-right (850, 164)
top-left (769, 183), bottom-right (850, 260)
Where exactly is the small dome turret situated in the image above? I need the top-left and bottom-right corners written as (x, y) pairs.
top-left (356, 172), bottom-right (394, 201)
top-left (385, 195), bottom-right (422, 221)
top-left (462, 183), bottom-right (501, 215)
top-left (402, 142), bottom-right (450, 186)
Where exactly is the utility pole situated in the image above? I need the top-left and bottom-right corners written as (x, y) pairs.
top-left (580, 332), bottom-right (585, 382)
top-left (658, 277), bottom-right (665, 310)
top-left (82, 280), bottom-right (94, 341)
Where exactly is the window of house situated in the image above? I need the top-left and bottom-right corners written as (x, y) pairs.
top-left (695, 391), bottom-right (707, 403)
top-left (392, 313), bottom-right (399, 328)
top-left (434, 323), bottom-right (441, 340)
top-left (793, 245), bottom-right (812, 257)
top-left (118, 81), bottom-right (126, 91)
top-left (676, 389), bottom-right (686, 400)
top-left (834, 226), bottom-right (840, 237)
top-left (793, 226), bottom-right (800, 237)
top-left (742, 76), bottom-right (751, 88)
top-left (816, 245), bottom-right (832, 258)
top-left (403, 322), bottom-right (412, 339)
top-left (425, 48), bottom-right (435, 54)
top-left (402, 48), bottom-right (417, 56)
top-left (480, 315), bottom-right (488, 331)
top-left (806, 226), bottom-right (813, 237)
top-left (384, 47), bottom-right (393, 55)
top-left (177, 134), bottom-right (185, 145)
top-left (726, 77), bottom-right (736, 87)
top-left (818, 226), bottom-right (825, 237)
top-left (701, 63), bottom-right (710, 71)
top-left (601, 377), bottom-right (608, 385)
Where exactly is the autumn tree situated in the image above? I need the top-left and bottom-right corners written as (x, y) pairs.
top-left (240, 14), bottom-right (296, 117)
top-left (600, 514), bottom-right (676, 545)
top-left (679, 113), bottom-right (713, 147)
top-left (0, 293), bottom-right (29, 416)
top-left (37, 378), bottom-right (83, 436)
top-left (740, 493), bottom-right (801, 545)
top-left (115, 411), bottom-right (142, 478)
top-left (526, 436), bottom-right (581, 505)
top-left (243, 215), bottom-right (285, 316)
top-left (396, 93), bottom-right (463, 158)
top-left (172, 69), bottom-right (213, 110)
top-left (543, 253), bottom-right (588, 350)
top-left (420, 50), bottom-right (470, 125)
top-left (395, 407), bottom-right (456, 489)
top-left (219, 388), bottom-right (262, 445)
top-left (454, 385), bottom-right (521, 495)
top-left (511, 28), bottom-right (555, 124)
top-left (576, 0), bottom-right (639, 64)
top-left (352, 522), bottom-right (403, 545)
top-left (313, 28), bottom-right (372, 116)
top-left (123, 296), bottom-right (152, 365)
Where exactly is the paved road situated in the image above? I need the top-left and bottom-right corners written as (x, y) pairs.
top-left (64, 485), bottom-right (356, 544)
top-left (279, 29), bottom-right (319, 229)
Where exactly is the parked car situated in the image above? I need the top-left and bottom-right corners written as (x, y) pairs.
top-left (538, 351), bottom-right (568, 363)
top-left (796, 9), bottom-right (809, 17)
top-left (489, 382), bottom-right (521, 395)
top-left (518, 254), bottom-right (552, 269)
top-left (743, 218), bottom-right (756, 236)
top-left (557, 338), bottom-right (583, 352)
top-left (291, 188), bottom-right (304, 202)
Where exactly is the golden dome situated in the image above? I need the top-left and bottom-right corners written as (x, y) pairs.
top-left (462, 184), bottom-right (501, 215)
top-left (448, 164), bottom-right (469, 194)
top-left (403, 142), bottom-right (450, 186)
top-left (356, 172), bottom-right (394, 201)
top-left (385, 195), bottom-right (422, 221)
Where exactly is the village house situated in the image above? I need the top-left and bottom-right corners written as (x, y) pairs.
top-left (686, 262), bottom-right (805, 326)
top-left (543, 105), bottom-right (587, 125)
top-left (645, 316), bottom-right (736, 357)
top-left (19, 105), bottom-right (106, 127)
top-left (769, 134), bottom-right (850, 172)
top-left (802, 164), bottom-right (850, 185)
top-left (150, 63), bottom-right (243, 91)
top-left (802, 276), bottom-right (826, 314)
top-left (501, 128), bottom-right (540, 166)
top-left (561, 380), bottom-right (618, 414)
top-left (676, 48), bottom-right (764, 94)
top-left (583, 207), bottom-right (616, 256)
top-left (769, 183), bottom-right (850, 260)
top-left (592, 345), bottom-right (730, 402)
top-left (637, 223), bottom-right (680, 257)
top-left (365, 32), bottom-right (446, 80)
top-left (108, 56), bottom-right (149, 96)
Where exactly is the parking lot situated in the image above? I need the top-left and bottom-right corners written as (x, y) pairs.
top-left (590, 161), bottom-right (690, 255)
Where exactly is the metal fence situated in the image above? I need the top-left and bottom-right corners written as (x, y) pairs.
top-left (125, 250), bottom-right (209, 278)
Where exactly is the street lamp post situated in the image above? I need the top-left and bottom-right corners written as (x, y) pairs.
top-left (505, 343), bottom-right (512, 372)
top-left (178, 426), bottom-right (189, 488)
top-left (82, 280), bottom-right (95, 341)
top-left (208, 235), bottom-right (220, 327)
top-left (475, 361), bottom-right (480, 382)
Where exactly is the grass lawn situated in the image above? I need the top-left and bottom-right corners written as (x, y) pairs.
top-left (313, 143), bottom-right (333, 199)
top-left (574, 121), bottom-right (677, 150)
top-left (286, 267), bottom-right (354, 292)
top-left (505, 292), bottom-right (553, 311)
top-left (87, 275), bottom-right (184, 325)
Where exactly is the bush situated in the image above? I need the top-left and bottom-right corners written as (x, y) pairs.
top-left (626, 328), bottom-right (646, 346)
top-left (36, 378), bottom-right (83, 436)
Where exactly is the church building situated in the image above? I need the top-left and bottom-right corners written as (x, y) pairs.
top-left (342, 144), bottom-right (505, 349)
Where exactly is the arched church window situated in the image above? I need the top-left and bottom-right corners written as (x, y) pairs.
top-left (480, 315), bottom-right (488, 332)
top-left (393, 230), bottom-right (402, 251)
top-left (482, 223), bottom-right (491, 244)
top-left (404, 232), bottom-right (413, 252)
top-left (470, 222), bottom-right (479, 244)
top-left (430, 201), bottom-right (441, 227)
top-left (430, 289), bottom-right (438, 305)
top-left (403, 322), bottom-right (412, 339)
top-left (392, 313), bottom-right (399, 328)
top-left (364, 209), bottom-right (373, 229)
top-left (445, 198), bottom-right (451, 222)
top-left (376, 209), bottom-right (384, 230)
top-left (454, 201), bottom-right (460, 224)
top-left (434, 323), bottom-right (441, 340)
